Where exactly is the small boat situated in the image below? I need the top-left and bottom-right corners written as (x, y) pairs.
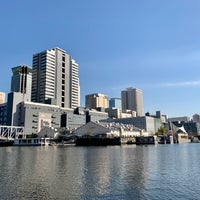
top-left (50, 138), bottom-right (76, 146)
top-left (14, 137), bottom-right (51, 146)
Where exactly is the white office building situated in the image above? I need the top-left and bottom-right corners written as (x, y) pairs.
top-left (31, 47), bottom-right (80, 109)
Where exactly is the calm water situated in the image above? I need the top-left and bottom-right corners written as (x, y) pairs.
top-left (0, 144), bottom-right (200, 200)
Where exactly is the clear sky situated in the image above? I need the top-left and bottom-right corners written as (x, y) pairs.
top-left (1, 0), bottom-right (200, 118)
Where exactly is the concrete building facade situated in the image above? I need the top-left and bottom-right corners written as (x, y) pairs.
top-left (100, 115), bottom-right (164, 135)
top-left (8, 100), bottom-right (86, 135)
top-left (106, 108), bottom-right (122, 119)
top-left (0, 92), bottom-right (5, 104)
top-left (11, 65), bottom-right (32, 101)
top-left (85, 109), bottom-right (108, 123)
top-left (121, 87), bottom-right (143, 116)
top-left (85, 93), bottom-right (108, 109)
top-left (6, 92), bottom-right (25, 126)
top-left (5, 93), bottom-right (108, 135)
top-left (31, 47), bottom-right (80, 109)
top-left (0, 103), bottom-right (7, 125)
top-left (106, 108), bottom-right (137, 119)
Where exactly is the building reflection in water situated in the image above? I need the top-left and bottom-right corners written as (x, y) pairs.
top-left (0, 145), bottom-right (148, 199)
top-left (78, 146), bottom-right (147, 199)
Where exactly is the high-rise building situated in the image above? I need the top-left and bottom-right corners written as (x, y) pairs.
top-left (0, 103), bottom-right (7, 125)
top-left (6, 92), bottom-right (25, 126)
top-left (11, 65), bottom-right (32, 101)
top-left (121, 87), bottom-right (143, 116)
top-left (31, 47), bottom-right (80, 109)
top-left (0, 92), bottom-right (6, 125)
top-left (109, 98), bottom-right (121, 109)
top-left (193, 114), bottom-right (200, 123)
top-left (85, 93), bottom-right (108, 109)
top-left (0, 92), bottom-right (5, 104)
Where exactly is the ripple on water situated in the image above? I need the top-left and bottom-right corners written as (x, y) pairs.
top-left (0, 144), bottom-right (200, 199)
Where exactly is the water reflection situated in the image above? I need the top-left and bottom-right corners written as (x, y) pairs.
top-left (76, 146), bottom-right (147, 199)
top-left (0, 146), bottom-right (147, 199)
top-left (1, 144), bottom-right (200, 199)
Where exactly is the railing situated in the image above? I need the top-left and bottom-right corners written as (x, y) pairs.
top-left (0, 126), bottom-right (24, 141)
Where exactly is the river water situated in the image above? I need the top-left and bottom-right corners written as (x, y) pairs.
top-left (0, 143), bottom-right (200, 200)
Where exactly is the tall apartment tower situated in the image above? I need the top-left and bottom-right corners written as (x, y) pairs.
top-left (85, 93), bottom-right (108, 109)
top-left (31, 47), bottom-right (80, 109)
top-left (11, 65), bottom-right (32, 101)
top-left (121, 87), bottom-right (143, 116)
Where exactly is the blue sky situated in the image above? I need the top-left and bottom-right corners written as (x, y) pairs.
top-left (1, 0), bottom-right (200, 118)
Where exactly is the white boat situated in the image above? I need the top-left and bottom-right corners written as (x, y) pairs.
top-left (14, 137), bottom-right (51, 146)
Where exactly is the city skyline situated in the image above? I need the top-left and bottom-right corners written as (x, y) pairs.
top-left (1, 1), bottom-right (200, 117)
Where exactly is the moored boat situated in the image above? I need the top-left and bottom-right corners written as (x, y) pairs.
top-left (14, 137), bottom-right (51, 146)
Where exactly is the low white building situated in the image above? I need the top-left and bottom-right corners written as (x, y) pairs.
top-left (73, 121), bottom-right (143, 137)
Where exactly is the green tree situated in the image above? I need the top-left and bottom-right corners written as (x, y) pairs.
top-left (156, 126), bottom-right (167, 136)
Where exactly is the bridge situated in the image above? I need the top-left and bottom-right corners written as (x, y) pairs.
top-left (0, 126), bottom-right (24, 141)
